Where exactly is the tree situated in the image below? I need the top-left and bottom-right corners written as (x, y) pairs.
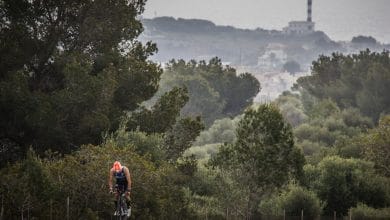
top-left (163, 116), bottom-right (205, 161)
top-left (211, 104), bottom-right (305, 217)
top-left (304, 156), bottom-right (389, 216)
top-left (127, 87), bottom-right (189, 134)
top-left (283, 60), bottom-right (301, 75)
top-left (193, 116), bottom-right (240, 146)
top-left (259, 184), bottom-right (323, 218)
top-left (274, 91), bottom-right (307, 127)
top-left (361, 115), bottom-right (390, 177)
top-left (151, 58), bottom-right (260, 126)
top-left (0, 143), bottom-right (197, 219)
top-left (351, 36), bottom-right (377, 45)
top-left (0, 0), bottom-right (162, 158)
top-left (295, 50), bottom-right (390, 122)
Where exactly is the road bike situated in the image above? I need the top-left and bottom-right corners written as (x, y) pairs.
top-left (112, 185), bottom-right (131, 220)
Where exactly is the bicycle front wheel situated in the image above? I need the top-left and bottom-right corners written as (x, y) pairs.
top-left (117, 195), bottom-right (128, 220)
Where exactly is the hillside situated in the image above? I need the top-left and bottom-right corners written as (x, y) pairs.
top-left (140, 17), bottom-right (390, 70)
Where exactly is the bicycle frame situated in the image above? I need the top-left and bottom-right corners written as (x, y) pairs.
top-left (114, 185), bottom-right (129, 220)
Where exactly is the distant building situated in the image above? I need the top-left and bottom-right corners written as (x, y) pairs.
top-left (283, 21), bottom-right (315, 35)
top-left (283, 0), bottom-right (315, 35)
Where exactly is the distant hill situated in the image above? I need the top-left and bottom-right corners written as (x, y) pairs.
top-left (140, 17), bottom-right (389, 70)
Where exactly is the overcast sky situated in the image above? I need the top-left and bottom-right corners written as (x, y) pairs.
top-left (143, 0), bottom-right (390, 42)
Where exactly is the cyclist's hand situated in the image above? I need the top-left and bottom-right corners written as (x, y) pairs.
top-left (109, 188), bottom-right (113, 194)
top-left (126, 190), bottom-right (131, 197)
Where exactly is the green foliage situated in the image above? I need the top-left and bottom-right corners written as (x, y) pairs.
top-left (361, 115), bottom-right (390, 177)
top-left (211, 104), bottom-right (305, 216)
top-left (309, 98), bottom-right (340, 119)
top-left (183, 187), bottom-right (224, 219)
top-left (0, 149), bottom-right (58, 218)
top-left (127, 87), bottom-right (189, 134)
top-left (303, 156), bottom-right (389, 216)
top-left (104, 126), bottom-right (165, 163)
top-left (151, 58), bottom-right (260, 126)
top-left (194, 116), bottom-right (241, 146)
top-left (186, 167), bottom-right (250, 220)
top-left (274, 91), bottom-right (308, 127)
top-left (0, 144), bottom-right (195, 219)
top-left (163, 116), bottom-right (205, 161)
top-left (293, 100), bottom-right (373, 157)
top-left (297, 140), bottom-right (327, 158)
top-left (0, 0), bottom-right (162, 161)
top-left (259, 184), bottom-right (323, 218)
top-left (295, 50), bottom-right (390, 122)
top-left (184, 144), bottom-right (221, 163)
top-left (350, 203), bottom-right (390, 219)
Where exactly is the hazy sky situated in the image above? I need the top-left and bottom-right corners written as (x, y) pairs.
top-left (143, 0), bottom-right (390, 43)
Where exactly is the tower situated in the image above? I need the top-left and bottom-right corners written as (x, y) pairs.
top-left (307, 0), bottom-right (312, 22)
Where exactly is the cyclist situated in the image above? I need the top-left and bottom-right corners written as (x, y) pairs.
top-left (109, 161), bottom-right (132, 216)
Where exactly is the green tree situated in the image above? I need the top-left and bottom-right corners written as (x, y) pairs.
top-left (0, 143), bottom-right (197, 219)
top-left (163, 116), bottom-right (205, 161)
top-left (151, 58), bottom-right (260, 126)
top-left (361, 115), bottom-right (390, 177)
top-left (274, 91), bottom-right (307, 127)
top-left (304, 156), bottom-right (389, 216)
top-left (350, 204), bottom-right (390, 219)
top-left (194, 116), bottom-right (241, 146)
top-left (283, 60), bottom-right (301, 75)
top-left (212, 104), bottom-right (305, 217)
top-left (295, 50), bottom-right (390, 122)
top-left (0, 149), bottom-right (59, 218)
top-left (127, 87), bottom-right (189, 134)
top-left (259, 184), bottom-right (323, 218)
top-left (292, 99), bottom-right (373, 158)
top-left (0, 0), bottom-right (162, 158)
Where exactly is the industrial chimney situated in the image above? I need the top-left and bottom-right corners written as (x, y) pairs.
top-left (307, 0), bottom-right (312, 22)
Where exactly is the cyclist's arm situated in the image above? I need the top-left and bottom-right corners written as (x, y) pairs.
top-left (108, 168), bottom-right (114, 190)
top-left (124, 167), bottom-right (132, 191)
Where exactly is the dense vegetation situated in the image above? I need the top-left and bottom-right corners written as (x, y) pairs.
top-left (0, 0), bottom-right (161, 161)
top-left (1, 1), bottom-right (390, 219)
top-left (147, 58), bottom-right (260, 126)
top-left (185, 50), bottom-right (390, 219)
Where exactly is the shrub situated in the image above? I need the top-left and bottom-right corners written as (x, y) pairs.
top-left (350, 204), bottom-right (390, 220)
top-left (259, 184), bottom-right (323, 218)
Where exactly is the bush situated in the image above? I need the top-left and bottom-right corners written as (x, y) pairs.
top-left (0, 144), bottom-right (194, 219)
top-left (184, 144), bottom-right (221, 161)
top-left (194, 117), bottom-right (239, 146)
top-left (305, 156), bottom-right (389, 216)
top-left (350, 204), bottom-right (390, 220)
top-left (259, 184), bottom-right (323, 218)
top-left (280, 185), bottom-right (323, 217)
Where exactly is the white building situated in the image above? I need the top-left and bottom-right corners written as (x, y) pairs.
top-left (283, 0), bottom-right (315, 35)
top-left (283, 21), bottom-right (315, 35)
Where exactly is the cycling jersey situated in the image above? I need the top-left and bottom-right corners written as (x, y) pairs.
top-left (114, 167), bottom-right (128, 191)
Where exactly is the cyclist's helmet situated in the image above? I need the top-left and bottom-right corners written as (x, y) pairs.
top-left (113, 161), bottom-right (122, 171)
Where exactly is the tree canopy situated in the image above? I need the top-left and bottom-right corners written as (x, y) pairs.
top-left (150, 58), bottom-right (260, 126)
top-left (211, 104), bottom-right (305, 217)
top-left (0, 0), bottom-right (162, 159)
top-left (294, 50), bottom-right (390, 122)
